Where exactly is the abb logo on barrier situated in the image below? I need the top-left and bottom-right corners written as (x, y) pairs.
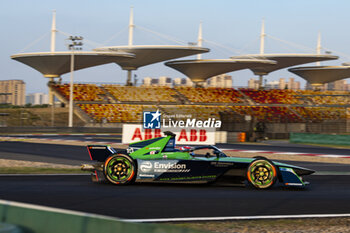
top-left (122, 124), bottom-right (215, 145)
top-left (131, 128), bottom-right (207, 142)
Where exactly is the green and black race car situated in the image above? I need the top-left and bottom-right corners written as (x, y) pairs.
top-left (82, 131), bottom-right (314, 189)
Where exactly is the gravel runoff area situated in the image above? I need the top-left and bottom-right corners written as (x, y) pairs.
top-left (0, 159), bottom-right (79, 169)
top-left (172, 218), bottom-right (350, 233)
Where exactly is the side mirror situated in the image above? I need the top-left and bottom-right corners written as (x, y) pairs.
top-left (213, 150), bottom-right (220, 159)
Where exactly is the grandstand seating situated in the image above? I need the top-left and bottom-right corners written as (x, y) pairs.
top-left (51, 83), bottom-right (350, 124)
top-left (102, 85), bottom-right (178, 102)
top-left (53, 84), bottom-right (106, 101)
top-left (297, 90), bottom-right (350, 105)
top-left (293, 107), bottom-right (346, 122)
top-left (160, 105), bottom-right (228, 120)
top-left (240, 89), bottom-right (303, 104)
top-left (78, 104), bottom-right (156, 123)
top-left (176, 87), bottom-right (243, 103)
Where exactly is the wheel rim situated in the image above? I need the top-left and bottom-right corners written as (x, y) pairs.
top-left (248, 160), bottom-right (276, 188)
top-left (105, 156), bottom-right (134, 183)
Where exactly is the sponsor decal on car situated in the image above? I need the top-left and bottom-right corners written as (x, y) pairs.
top-left (138, 174), bottom-right (155, 178)
top-left (89, 146), bottom-right (107, 149)
top-left (210, 162), bottom-right (233, 167)
top-left (139, 160), bottom-right (190, 173)
top-left (160, 175), bottom-right (216, 181)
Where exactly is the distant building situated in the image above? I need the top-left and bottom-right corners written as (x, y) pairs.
top-left (264, 78), bottom-right (300, 90)
top-left (265, 80), bottom-right (279, 89)
top-left (279, 78), bottom-right (300, 90)
top-left (26, 93), bottom-right (49, 105)
top-left (173, 77), bottom-right (193, 87)
top-left (142, 75), bottom-right (231, 88)
top-left (158, 76), bottom-right (172, 87)
top-left (305, 80), bottom-right (349, 91)
top-left (142, 76), bottom-right (172, 87)
top-left (327, 80), bottom-right (348, 91)
top-left (0, 80), bottom-right (25, 105)
top-left (248, 78), bottom-right (260, 89)
top-left (206, 74), bottom-right (232, 88)
top-left (142, 77), bottom-right (152, 86)
top-left (173, 77), bottom-right (182, 86)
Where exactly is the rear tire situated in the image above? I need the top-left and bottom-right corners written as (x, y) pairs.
top-left (104, 154), bottom-right (136, 185)
top-left (247, 158), bottom-right (277, 189)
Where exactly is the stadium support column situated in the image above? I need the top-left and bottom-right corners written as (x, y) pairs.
top-left (126, 70), bottom-right (133, 86)
top-left (50, 80), bottom-right (55, 127)
top-left (46, 77), bottom-right (56, 126)
top-left (258, 75), bottom-right (264, 90)
top-left (48, 79), bottom-right (54, 105)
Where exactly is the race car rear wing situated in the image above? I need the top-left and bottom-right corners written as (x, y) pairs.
top-left (87, 145), bottom-right (116, 161)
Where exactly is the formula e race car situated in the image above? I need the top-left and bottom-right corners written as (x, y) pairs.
top-left (82, 131), bottom-right (314, 189)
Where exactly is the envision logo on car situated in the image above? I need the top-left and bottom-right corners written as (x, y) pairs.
top-left (140, 161), bottom-right (153, 172)
top-left (139, 161), bottom-right (190, 173)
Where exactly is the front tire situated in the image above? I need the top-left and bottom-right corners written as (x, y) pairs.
top-left (104, 154), bottom-right (136, 185)
top-left (247, 158), bottom-right (277, 189)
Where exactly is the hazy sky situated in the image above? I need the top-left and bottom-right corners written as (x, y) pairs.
top-left (2, 0), bottom-right (350, 93)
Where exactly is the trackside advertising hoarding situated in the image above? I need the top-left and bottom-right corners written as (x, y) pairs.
top-left (122, 124), bottom-right (216, 145)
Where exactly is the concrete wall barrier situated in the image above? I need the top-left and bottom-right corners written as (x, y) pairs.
top-left (215, 131), bottom-right (227, 143)
top-left (290, 132), bottom-right (350, 146)
top-left (226, 132), bottom-right (246, 143)
top-left (0, 200), bottom-right (206, 233)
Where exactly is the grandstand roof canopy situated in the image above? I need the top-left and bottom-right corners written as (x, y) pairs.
top-left (94, 45), bottom-right (209, 70)
top-left (230, 54), bottom-right (339, 75)
top-left (11, 51), bottom-right (135, 78)
top-left (165, 59), bottom-right (276, 83)
top-left (288, 66), bottom-right (350, 85)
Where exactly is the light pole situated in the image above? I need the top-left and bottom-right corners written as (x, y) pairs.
top-left (67, 36), bottom-right (83, 127)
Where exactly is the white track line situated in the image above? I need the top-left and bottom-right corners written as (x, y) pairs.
top-left (124, 213), bottom-right (350, 223)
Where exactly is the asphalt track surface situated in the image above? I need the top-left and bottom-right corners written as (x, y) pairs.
top-left (1, 140), bottom-right (350, 219)
top-left (0, 174), bottom-right (350, 219)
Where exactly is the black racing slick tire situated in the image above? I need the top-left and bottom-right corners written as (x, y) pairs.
top-left (246, 158), bottom-right (277, 189)
top-left (104, 154), bottom-right (136, 185)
